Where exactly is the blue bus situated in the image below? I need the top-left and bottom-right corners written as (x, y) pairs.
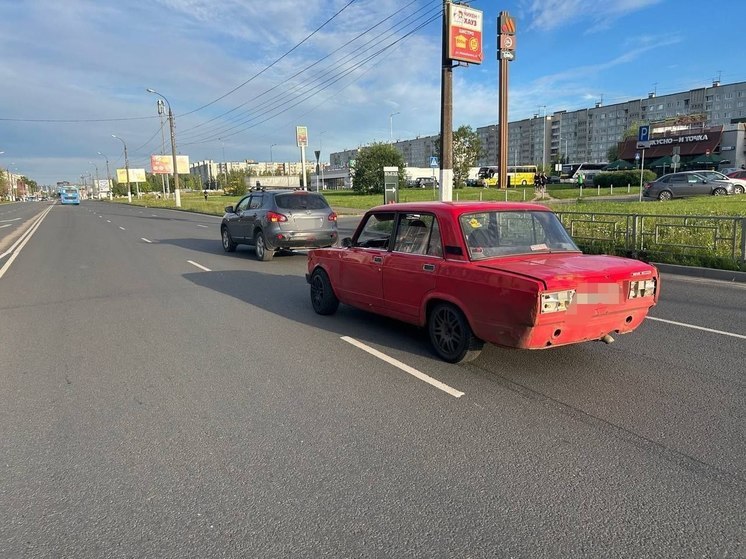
top-left (60, 186), bottom-right (80, 205)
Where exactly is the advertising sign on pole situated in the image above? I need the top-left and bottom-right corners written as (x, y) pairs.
top-left (447, 4), bottom-right (483, 64)
top-left (296, 126), bottom-right (309, 147)
top-left (151, 155), bottom-right (190, 174)
top-left (116, 168), bottom-right (146, 183)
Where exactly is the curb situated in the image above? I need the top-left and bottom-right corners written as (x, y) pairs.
top-left (652, 262), bottom-right (746, 283)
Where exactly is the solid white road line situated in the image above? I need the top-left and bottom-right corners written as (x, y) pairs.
top-left (341, 336), bottom-right (464, 398)
top-left (197, 224), bottom-right (208, 228)
top-left (0, 224), bottom-right (11, 229)
top-left (187, 260), bottom-right (211, 272)
top-left (0, 218), bottom-right (21, 223)
top-left (141, 238), bottom-right (152, 243)
top-left (647, 316), bottom-right (746, 340)
top-left (0, 205), bottom-right (54, 279)
top-left (119, 226), bottom-right (126, 230)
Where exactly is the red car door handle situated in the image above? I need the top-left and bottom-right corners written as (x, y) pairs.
top-left (372, 256), bottom-right (383, 264)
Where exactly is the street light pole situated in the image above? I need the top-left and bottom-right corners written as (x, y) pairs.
top-left (389, 111), bottom-right (400, 143)
top-left (539, 105), bottom-right (547, 172)
top-left (111, 135), bottom-right (131, 203)
top-left (147, 88), bottom-right (181, 207)
top-left (97, 151), bottom-right (112, 200)
top-left (270, 143), bottom-right (277, 175)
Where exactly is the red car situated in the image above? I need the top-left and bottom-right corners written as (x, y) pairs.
top-left (307, 202), bottom-right (659, 363)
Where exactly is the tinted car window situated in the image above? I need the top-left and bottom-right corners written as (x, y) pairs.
top-left (235, 196), bottom-right (251, 212)
top-left (275, 193), bottom-right (329, 210)
top-left (393, 213), bottom-right (437, 255)
top-left (249, 194), bottom-right (263, 209)
top-left (355, 212), bottom-right (395, 249)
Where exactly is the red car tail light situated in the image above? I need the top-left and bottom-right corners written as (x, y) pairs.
top-left (267, 211), bottom-right (287, 222)
top-left (328, 212), bottom-right (338, 222)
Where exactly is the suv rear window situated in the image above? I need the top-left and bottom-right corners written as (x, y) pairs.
top-left (274, 193), bottom-right (329, 210)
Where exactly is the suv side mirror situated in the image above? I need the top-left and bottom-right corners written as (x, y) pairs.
top-left (225, 205), bottom-right (234, 213)
top-left (341, 237), bottom-right (353, 248)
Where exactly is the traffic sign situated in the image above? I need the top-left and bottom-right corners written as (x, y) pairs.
top-left (671, 154), bottom-right (681, 164)
top-left (429, 156), bottom-right (439, 168)
top-left (637, 125), bottom-right (650, 149)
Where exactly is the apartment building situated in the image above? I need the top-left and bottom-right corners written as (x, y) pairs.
top-left (330, 80), bottom-right (746, 171)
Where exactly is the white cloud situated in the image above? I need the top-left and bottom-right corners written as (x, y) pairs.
top-left (524, 0), bottom-right (665, 32)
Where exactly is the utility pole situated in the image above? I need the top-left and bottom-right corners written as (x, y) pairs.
top-left (147, 89), bottom-right (180, 207)
top-left (439, 0), bottom-right (453, 201)
top-left (112, 135), bottom-right (131, 203)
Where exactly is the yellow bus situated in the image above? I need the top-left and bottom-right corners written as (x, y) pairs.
top-left (477, 165), bottom-right (538, 187)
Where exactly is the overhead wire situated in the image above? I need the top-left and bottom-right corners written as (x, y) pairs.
top-left (179, 0), bottom-right (359, 117)
top-left (179, 0), bottom-right (430, 137)
top-left (180, 2), bottom-right (442, 145)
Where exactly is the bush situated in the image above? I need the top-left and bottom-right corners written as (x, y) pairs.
top-left (594, 170), bottom-right (655, 188)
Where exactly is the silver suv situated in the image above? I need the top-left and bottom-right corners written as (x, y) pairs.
top-left (221, 189), bottom-right (338, 261)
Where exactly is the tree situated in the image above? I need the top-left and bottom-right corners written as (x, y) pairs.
top-left (606, 144), bottom-right (620, 162)
top-left (350, 143), bottom-right (405, 194)
top-left (224, 169), bottom-right (248, 196)
top-left (431, 126), bottom-right (483, 188)
top-left (452, 125), bottom-right (483, 188)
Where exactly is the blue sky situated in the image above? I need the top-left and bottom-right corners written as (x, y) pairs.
top-left (2, 0), bottom-right (745, 184)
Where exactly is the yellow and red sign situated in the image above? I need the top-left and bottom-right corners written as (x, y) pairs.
top-left (448, 4), bottom-right (483, 65)
top-left (150, 155), bottom-right (190, 174)
top-left (296, 126), bottom-right (308, 148)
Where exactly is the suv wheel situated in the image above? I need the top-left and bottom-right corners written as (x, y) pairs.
top-left (221, 226), bottom-right (237, 252)
top-left (713, 188), bottom-right (727, 196)
top-left (254, 230), bottom-right (274, 261)
top-left (734, 185), bottom-right (745, 195)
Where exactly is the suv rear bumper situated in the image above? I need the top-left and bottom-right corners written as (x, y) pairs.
top-left (266, 230), bottom-right (338, 250)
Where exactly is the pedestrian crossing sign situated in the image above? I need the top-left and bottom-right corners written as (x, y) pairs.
top-left (429, 156), bottom-right (439, 167)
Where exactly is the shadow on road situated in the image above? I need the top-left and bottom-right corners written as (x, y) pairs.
top-left (182, 269), bottom-right (436, 359)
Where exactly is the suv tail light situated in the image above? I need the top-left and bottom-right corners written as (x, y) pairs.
top-left (328, 212), bottom-right (338, 222)
top-left (267, 211), bottom-right (287, 222)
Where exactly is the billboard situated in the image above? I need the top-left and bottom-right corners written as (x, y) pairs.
top-left (296, 126), bottom-right (308, 147)
top-left (448, 4), bottom-right (483, 64)
top-left (96, 179), bottom-right (111, 192)
top-left (116, 168), bottom-right (146, 183)
top-left (151, 154), bottom-right (190, 174)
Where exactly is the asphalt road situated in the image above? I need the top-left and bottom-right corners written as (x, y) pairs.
top-left (1, 201), bottom-right (743, 558)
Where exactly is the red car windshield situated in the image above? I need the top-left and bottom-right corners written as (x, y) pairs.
top-left (460, 210), bottom-right (580, 260)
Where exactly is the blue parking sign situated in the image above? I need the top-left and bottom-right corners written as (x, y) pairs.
top-left (638, 125), bottom-right (650, 143)
top-left (429, 156), bottom-right (439, 168)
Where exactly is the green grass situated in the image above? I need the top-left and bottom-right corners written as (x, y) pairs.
top-left (115, 189), bottom-right (746, 218)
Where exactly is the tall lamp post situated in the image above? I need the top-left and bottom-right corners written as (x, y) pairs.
top-left (146, 88), bottom-right (181, 207)
top-left (97, 151), bottom-right (112, 199)
top-left (538, 105), bottom-right (547, 172)
top-left (270, 143), bottom-right (278, 175)
top-left (111, 135), bottom-right (132, 203)
top-left (389, 111), bottom-right (400, 143)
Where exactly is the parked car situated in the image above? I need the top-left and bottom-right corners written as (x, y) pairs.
top-left (643, 172), bottom-right (734, 200)
top-left (726, 170), bottom-right (746, 180)
top-left (221, 188), bottom-right (338, 261)
top-left (694, 170), bottom-right (745, 194)
top-left (306, 201), bottom-right (659, 363)
top-left (414, 177), bottom-right (438, 188)
top-left (547, 175), bottom-right (562, 184)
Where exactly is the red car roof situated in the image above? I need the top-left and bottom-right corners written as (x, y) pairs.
top-left (368, 200), bottom-right (552, 215)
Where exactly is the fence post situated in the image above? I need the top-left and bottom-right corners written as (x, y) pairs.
top-left (627, 183), bottom-right (630, 193)
top-left (740, 218), bottom-right (746, 266)
top-left (632, 214), bottom-right (639, 253)
top-left (610, 183), bottom-right (613, 196)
